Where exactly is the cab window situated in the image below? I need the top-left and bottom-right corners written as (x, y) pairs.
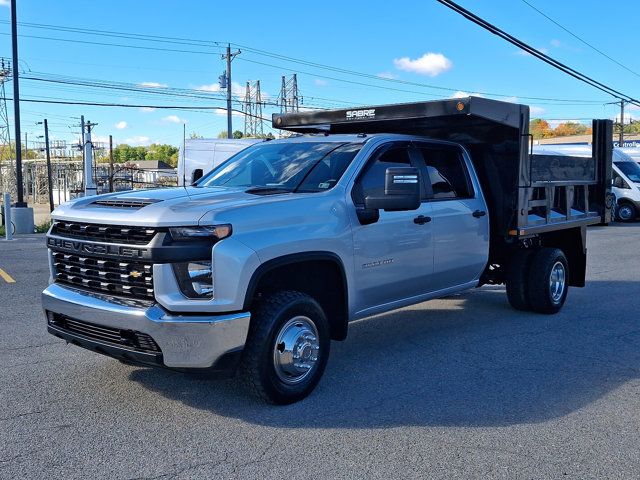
top-left (352, 144), bottom-right (412, 204)
top-left (416, 145), bottom-right (473, 199)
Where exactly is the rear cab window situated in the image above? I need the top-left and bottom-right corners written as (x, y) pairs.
top-left (414, 143), bottom-right (474, 200)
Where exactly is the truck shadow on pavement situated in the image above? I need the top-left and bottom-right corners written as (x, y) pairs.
top-left (127, 279), bottom-right (640, 429)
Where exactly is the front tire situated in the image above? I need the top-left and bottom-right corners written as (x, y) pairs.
top-left (240, 291), bottom-right (330, 404)
top-left (528, 248), bottom-right (569, 314)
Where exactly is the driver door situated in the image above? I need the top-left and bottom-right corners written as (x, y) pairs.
top-left (349, 142), bottom-right (435, 315)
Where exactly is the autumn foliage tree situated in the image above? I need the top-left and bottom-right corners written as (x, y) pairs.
top-left (530, 119), bottom-right (552, 139)
top-left (530, 118), bottom-right (592, 139)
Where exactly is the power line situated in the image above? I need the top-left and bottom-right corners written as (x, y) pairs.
top-left (0, 21), bottom-right (610, 105)
top-left (436, 0), bottom-right (640, 107)
top-left (1, 96), bottom-right (272, 120)
top-left (518, 0), bottom-right (640, 79)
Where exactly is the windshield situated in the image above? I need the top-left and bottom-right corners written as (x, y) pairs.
top-left (615, 161), bottom-right (640, 183)
top-left (197, 141), bottom-right (362, 192)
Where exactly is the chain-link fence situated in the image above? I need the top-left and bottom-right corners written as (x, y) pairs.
top-left (1, 159), bottom-right (178, 206)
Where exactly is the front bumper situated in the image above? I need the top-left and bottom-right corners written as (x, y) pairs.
top-left (42, 283), bottom-right (250, 370)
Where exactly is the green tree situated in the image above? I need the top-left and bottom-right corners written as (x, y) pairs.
top-left (190, 132), bottom-right (204, 139)
top-left (147, 143), bottom-right (179, 167)
top-left (233, 130), bottom-right (244, 139)
top-left (112, 144), bottom-right (147, 163)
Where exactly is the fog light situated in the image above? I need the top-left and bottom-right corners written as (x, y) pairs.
top-left (173, 261), bottom-right (213, 299)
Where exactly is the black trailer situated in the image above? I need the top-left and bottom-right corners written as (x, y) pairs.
top-left (273, 96), bottom-right (613, 292)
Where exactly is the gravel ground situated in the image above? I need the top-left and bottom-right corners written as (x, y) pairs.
top-left (1, 224), bottom-right (639, 479)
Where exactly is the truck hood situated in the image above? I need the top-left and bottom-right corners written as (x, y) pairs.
top-left (51, 186), bottom-right (281, 226)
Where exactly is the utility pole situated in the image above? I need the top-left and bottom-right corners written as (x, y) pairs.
top-left (10, 0), bottom-right (25, 208)
top-left (37, 119), bottom-right (54, 212)
top-left (83, 121), bottom-right (97, 196)
top-left (108, 134), bottom-right (114, 193)
top-left (80, 115), bottom-right (85, 164)
top-left (221, 44), bottom-right (241, 139)
top-left (619, 100), bottom-right (625, 146)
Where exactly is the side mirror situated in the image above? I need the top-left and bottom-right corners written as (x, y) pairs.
top-left (364, 167), bottom-right (421, 212)
top-left (191, 168), bottom-right (204, 185)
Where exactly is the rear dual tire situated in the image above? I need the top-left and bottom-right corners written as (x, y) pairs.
top-left (506, 248), bottom-right (569, 314)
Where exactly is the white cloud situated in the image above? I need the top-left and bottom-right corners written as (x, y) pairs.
top-left (376, 72), bottom-right (398, 80)
top-left (196, 81), bottom-right (244, 96)
top-left (314, 79), bottom-right (328, 86)
top-left (162, 115), bottom-right (187, 124)
top-left (92, 134), bottom-right (110, 144)
top-left (550, 39), bottom-right (562, 48)
top-left (627, 104), bottom-right (640, 111)
top-left (0, 0), bottom-right (9, 7)
top-left (124, 136), bottom-right (151, 146)
top-left (140, 107), bottom-right (156, 113)
top-left (393, 53), bottom-right (452, 77)
top-left (530, 105), bottom-right (546, 116)
top-left (115, 121), bottom-right (128, 130)
top-left (138, 82), bottom-right (168, 88)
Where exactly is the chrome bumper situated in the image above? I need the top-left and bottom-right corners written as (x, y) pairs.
top-left (42, 283), bottom-right (250, 369)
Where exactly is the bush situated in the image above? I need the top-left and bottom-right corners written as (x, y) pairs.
top-left (35, 220), bottom-right (52, 234)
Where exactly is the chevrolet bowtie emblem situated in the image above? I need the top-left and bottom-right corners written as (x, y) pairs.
top-left (130, 270), bottom-right (142, 278)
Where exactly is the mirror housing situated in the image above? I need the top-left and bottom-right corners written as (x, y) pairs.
top-left (364, 167), bottom-right (421, 212)
top-left (191, 168), bottom-right (204, 185)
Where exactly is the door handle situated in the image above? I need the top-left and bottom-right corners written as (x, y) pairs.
top-left (472, 210), bottom-right (487, 218)
top-left (413, 215), bottom-right (432, 225)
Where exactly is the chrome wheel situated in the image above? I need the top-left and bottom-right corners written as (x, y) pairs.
top-left (273, 316), bottom-right (320, 385)
top-left (549, 261), bottom-right (566, 304)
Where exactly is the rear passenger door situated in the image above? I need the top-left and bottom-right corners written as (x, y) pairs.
top-left (414, 142), bottom-right (489, 291)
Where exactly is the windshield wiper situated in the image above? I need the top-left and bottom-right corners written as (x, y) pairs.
top-left (245, 186), bottom-right (293, 195)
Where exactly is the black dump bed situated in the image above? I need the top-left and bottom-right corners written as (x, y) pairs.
top-left (273, 96), bottom-right (613, 247)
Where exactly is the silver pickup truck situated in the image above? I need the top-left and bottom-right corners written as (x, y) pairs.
top-left (42, 97), bottom-right (613, 404)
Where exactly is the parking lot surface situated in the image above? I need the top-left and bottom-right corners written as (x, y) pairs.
top-left (1, 224), bottom-right (639, 479)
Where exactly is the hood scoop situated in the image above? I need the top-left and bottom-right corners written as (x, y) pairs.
top-left (91, 198), bottom-right (161, 209)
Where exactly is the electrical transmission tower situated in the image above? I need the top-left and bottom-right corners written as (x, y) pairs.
top-left (279, 74), bottom-right (300, 113)
top-left (243, 80), bottom-right (264, 137)
top-left (0, 59), bottom-right (15, 198)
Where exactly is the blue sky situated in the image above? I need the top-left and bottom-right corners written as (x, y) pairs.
top-left (1, 0), bottom-right (638, 151)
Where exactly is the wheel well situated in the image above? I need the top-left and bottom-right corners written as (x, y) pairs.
top-left (617, 199), bottom-right (637, 209)
top-left (245, 255), bottom-right (349, 341)
top-left (539, 227), bottom-right (586, 287)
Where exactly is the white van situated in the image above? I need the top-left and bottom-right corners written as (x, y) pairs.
top-left (612, 154), bottom-right (640, 221)
top-left (177, 138), bottom-right (264, 186)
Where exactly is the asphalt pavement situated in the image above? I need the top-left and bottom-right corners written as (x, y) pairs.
top-left (1, 224), bottom-right (639, 479)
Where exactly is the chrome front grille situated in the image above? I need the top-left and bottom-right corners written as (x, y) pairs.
top-left (52, 252), bottom-right (154, 300)
top-left (51, 221), bottom-right (158, 245)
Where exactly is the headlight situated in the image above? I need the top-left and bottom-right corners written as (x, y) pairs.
top-left (173, 261), bottom-right (213, 299)
top-left (169, 224), bottom-right (232, 241)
